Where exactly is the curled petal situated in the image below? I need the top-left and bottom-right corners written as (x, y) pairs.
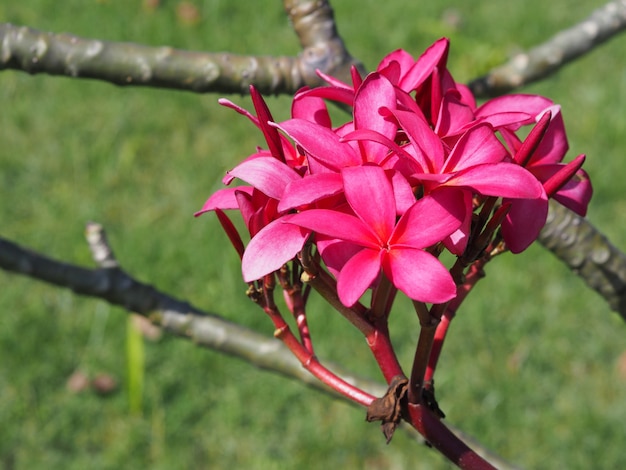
top-left (278, 173), bottom-right (343, 212)
top-left (444, 123), bottom-right (507, 172)
top-left (241, 217), bottom-right (309, 282)
top-left (553, 168), bottom-right (592, 216)
top-left (445, 163), bottom-right (544, 199)
top-left (194, 186), bottom-right (253, 216)
top-left (228, 157), bottom-right (300, 200)
top-left (273, 119), bottom-right (361, 169)
top-left (501, 195), bottom-right (549, 253)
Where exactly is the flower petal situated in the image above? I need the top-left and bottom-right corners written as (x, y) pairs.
top-left (194, 186), bottom-right (253, 216)
top-left (278, 173), bottom-right (344, 212)
top-left (444, 123), bottom-right (507, 172)
top-left (392, 190), bottom-right (465, 248)
top-left (273, 119), bottom-right (361, 169)
top-left (383, 248), bottom-right (456, 303)
top-left (228, 157), bottom-right (300, 200)
top-left (241, 217), bottom-right (309, 281)
top-left (287, 209), bottom-right (379, 248)
top-left (342, 166), bottom-right (395, 241)
top-left (337, 248), bottom-right (382, 307)
top-left (444, 163), bottom-right (544, 199)
top-left (501, 195), bottom-right (549, 253)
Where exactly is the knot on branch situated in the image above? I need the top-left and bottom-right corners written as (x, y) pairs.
top-left (365, 375), bottom-right (408, 443)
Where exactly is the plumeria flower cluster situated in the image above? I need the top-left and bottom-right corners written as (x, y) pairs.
top-left (197, 38), bottom-right (591, 310)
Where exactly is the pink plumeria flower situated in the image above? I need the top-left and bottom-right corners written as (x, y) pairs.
top-left (286, 166), bottom-right (464, 306)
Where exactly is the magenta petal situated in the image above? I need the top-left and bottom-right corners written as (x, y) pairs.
top-left (228, 157), bottom-right (300, 200)
top-left (291, 90), bottom-right (332, 128)
top-left (444, 123), bottom-right (507, 171)
top-left (475, 94), bottom-right (553, 125)
top-left (273, 119), bottom-right (360, 168)
top-left (392, 190), bottom-right (465, 248)
top-left (399, 37), bottom-right (449, 91)
top-left (342, 166), bottom-right (395, 241)
top-left (383, 248), bottom-right (456, 303)
top-left (288, 209), bottom-right (379, 248)
top-left (553, 168), bottom-right (592, 216)
top-left (445, 163), bottom-right (544, 199)
top-left (354, 73), bottom-right (398, 161)
top-left (277, 173), bottom-right (343, 212)
top-left (393, 109), bottom-right (444, 172)
top-left (501, 196), bottom-right (549, 253)
top-left (241, 217), bottom-right (309, 282)
top-left (194, 186), bottom-right (253, 216)
top-left (337, 248), bottom-right (382, 307)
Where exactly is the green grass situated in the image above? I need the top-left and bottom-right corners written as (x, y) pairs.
top-left (2, 1), bottom-right (626, 468)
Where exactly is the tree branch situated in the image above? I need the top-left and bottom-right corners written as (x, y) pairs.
top-left (0, 2), bottom-right (362, 94)
top-left (538, 200), bottom-right (626, 321)
top-left (469, 0), bottom-right (626, 98)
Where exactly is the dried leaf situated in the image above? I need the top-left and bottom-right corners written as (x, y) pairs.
top-left (366, 375), bottom-right (408, 443)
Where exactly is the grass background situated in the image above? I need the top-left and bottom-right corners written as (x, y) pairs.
top-left (1, 1), bottom-right (626, 468)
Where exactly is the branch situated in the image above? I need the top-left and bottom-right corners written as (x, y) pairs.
top-left (469, 0), bottom-right (626, 97)
top-left (0, 2), bottom-right (362, 95)
top-left (538, 200), bottom-right (626, 321)
top-left (0, 228), bottom-right (518, 470)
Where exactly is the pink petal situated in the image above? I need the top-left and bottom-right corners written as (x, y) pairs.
top-left (291, 88), bottom-right (332, 127)
top-left (250, 86), bottom-right (285, 161)
top-left (444, 123), bottom-right (507, 172)
top-left (277, 173), bottom-right (343, 212)
top-left (445, 163), bottom-right (544, 199)
top-left (434, 90), bottom-right (475, 137)
top-left (399, 38), bottom-right (449, 91)
top-left (501, 196), bottom-right (549, 253)
top-left (337, 248), bottom-right (382, 307)
top-left (241, 217), bottom-right (309, 282)
top-left (354, 73), bottom-right (398, 162)
top-left (194, 186), bottom-right (253, 216)
top-left (392, 190), bottom-right (465, 248)
top-left (382, 248), bottom-right (456, 303)
top-left (390, 170), bottom-right (417, 215)
top-left (295, 84), bottom-right (355, 107)
top-left (287, 209), bottom-right (379, 248)
top-left (392, 109), bottom-right (444, 172)
top-left (228, 157), bottom-right (300, 200)
top-left (273, 119), bottom-right (361, 169)
top-left (342, 166), bottom-right (395, 241)
top-left (317, 237), bottom-right (364, 278)
top-left (530, 107), bottom-right (569, 165)
top-left (475, 94), bottom-right (553, 128)
top-left (553, 168), bottom-right (592, 216)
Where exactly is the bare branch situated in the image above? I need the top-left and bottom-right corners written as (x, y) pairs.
top-left (0, 23), bottom-right (309, 95)
top-left (539, 200), bottom-right (626, 321)
top-left (469, 1), bottom-right (626, 97)
top-left (0, 3), bottom-right (364, 95)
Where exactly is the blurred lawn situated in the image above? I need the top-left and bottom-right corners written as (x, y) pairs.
top-left (1, 1), bottom-right (626, 469)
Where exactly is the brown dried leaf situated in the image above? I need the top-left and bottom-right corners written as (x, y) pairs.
top-left (366, 375), bottom-right (408, 443)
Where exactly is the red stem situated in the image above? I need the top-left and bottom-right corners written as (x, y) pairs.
top-left (366, 326), bottom-right (405, 383)
top-left (424, 261), bottom-right (486, 384)
top-left (406, 404), bottom-right (496, 470)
